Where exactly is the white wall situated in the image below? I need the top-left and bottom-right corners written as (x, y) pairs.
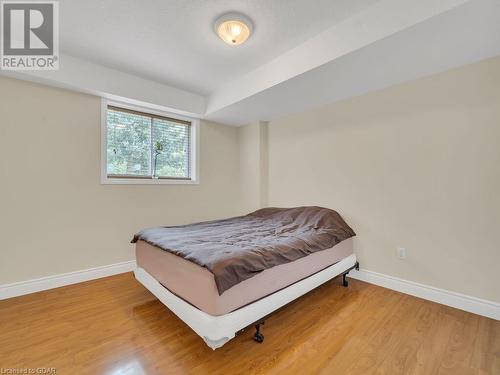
top-left (0, 77), bottom-right (242, 285)
top-left (263, 56), bottom-right (500, 302)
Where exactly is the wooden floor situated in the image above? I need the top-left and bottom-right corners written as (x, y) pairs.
top-left (0, 273), bottom-right (498, 375)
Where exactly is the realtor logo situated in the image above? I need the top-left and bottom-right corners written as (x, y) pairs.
top-left (1, 1), bottom-right (59, 70)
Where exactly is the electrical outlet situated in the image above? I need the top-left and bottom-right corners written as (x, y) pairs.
top-left (397, 247), bottom-right (407, 259)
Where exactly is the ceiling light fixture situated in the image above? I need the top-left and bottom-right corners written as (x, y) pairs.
top-left (214, 13), bottom-right (253, 46)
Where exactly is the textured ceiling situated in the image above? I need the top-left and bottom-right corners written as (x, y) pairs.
top-left (59, 0), bottom-right (378, 94)
top-left (205, 0), bottom-right (500, 125)
top-left (6, 0), bottom-right (498, 126)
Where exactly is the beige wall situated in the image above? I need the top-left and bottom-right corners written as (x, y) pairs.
top-left (2, 56), bottom-right (500, 303)
top-left (238, 121), bottom-right (269, 212)
top-left (264, 56), bottom-right (500, 302)
top-left (0, 77), bottom-right (243, 284)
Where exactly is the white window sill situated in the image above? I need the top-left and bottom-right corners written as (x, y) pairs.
top-left (101, 177), bottom-right (199, 185)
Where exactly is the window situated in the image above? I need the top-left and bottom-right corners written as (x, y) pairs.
top-left (101, 101), bottom-right (199, 184)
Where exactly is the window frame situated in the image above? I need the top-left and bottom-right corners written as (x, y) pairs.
top-left (100, 99), bottom-right (200, 185)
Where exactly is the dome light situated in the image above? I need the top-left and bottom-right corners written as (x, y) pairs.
top-left (215, 13), bottom-right (253, 46)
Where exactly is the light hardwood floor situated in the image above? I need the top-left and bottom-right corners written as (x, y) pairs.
top-left (0, 272), bottom-right (498, 374)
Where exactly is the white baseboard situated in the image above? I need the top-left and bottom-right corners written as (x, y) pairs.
top-left (2, 261), bottom-right (498, 321)
top-left (0, 260), bottom-right (136, 300)
top-left (349, 269), bottom-right (500, 321)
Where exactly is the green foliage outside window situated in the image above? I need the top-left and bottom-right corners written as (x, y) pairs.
top-left (106, 109), bottom-right (190, 179)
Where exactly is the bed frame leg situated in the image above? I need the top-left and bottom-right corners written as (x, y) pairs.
top-left (342, 261), bottom-right (360, 287)
top-left (254, 321), bottom-right (265, 343)
top-left (342, 272), bottom-right (349, 287)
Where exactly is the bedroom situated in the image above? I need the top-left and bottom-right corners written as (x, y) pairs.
top-left (0, 0), bottom-right (499, 374)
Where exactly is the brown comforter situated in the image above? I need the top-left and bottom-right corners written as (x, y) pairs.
top-left (132, 206), bottom-right (355, 295)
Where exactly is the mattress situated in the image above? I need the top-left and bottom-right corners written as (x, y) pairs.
top-left (136, 238), bottom-right (353, 316)
top-left (132, 207), bottom-right (356, 295)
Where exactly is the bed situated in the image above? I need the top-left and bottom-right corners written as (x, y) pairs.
top-left (133, 206), bottom-right (357, 349)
